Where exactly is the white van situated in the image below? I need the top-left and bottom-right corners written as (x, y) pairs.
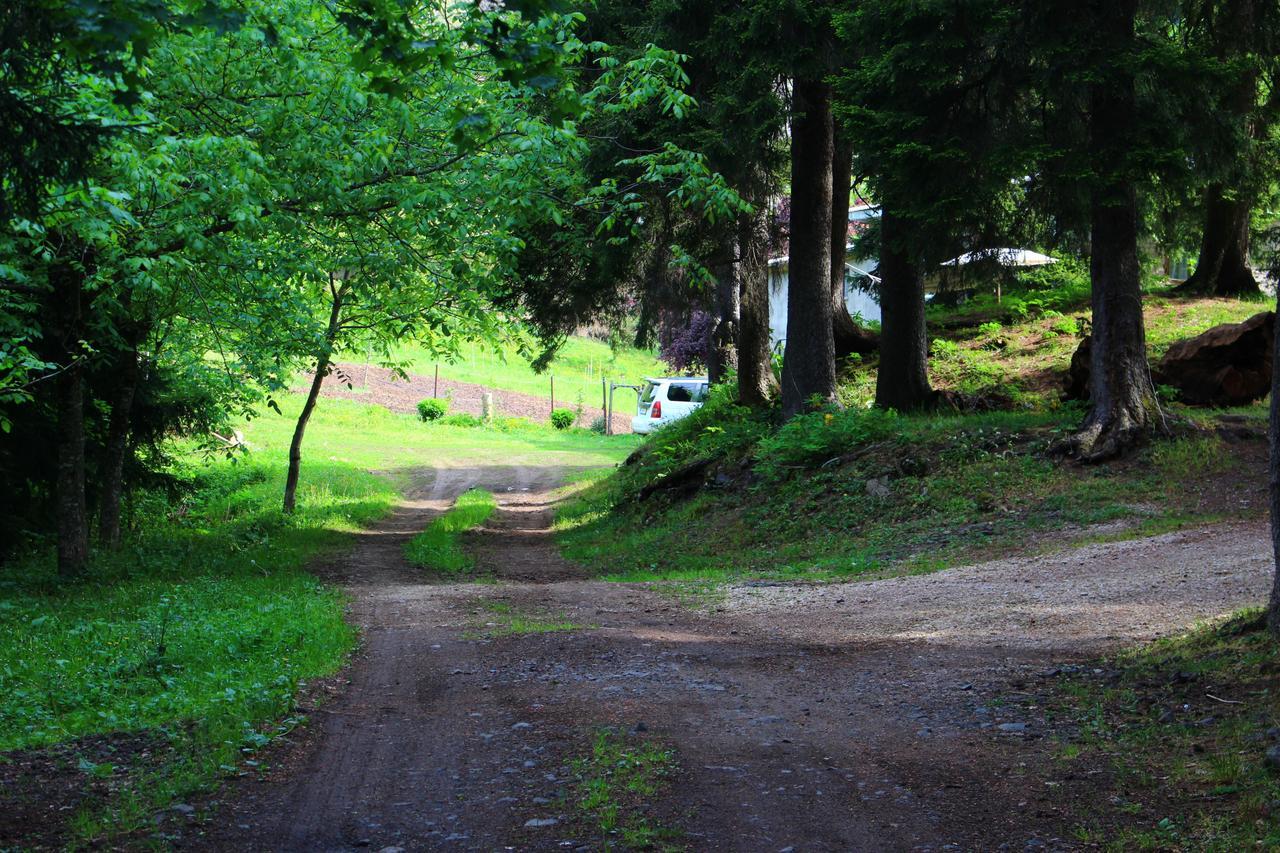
top-left (631, 377), bottom-right (709, 434)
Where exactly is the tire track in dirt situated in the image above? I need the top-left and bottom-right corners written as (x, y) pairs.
top-left (193, 467), bottom-right (1270, 852)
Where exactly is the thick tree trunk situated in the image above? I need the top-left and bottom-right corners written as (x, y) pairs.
top-left (1184, 185), bottom-right (1259, 296)
top-left (1185, 0), bottom-right (1261, 298)
top-left (1269, 304), bottom-right (1280, 637)
top-left (736, 207), bottom-right (777, 407)
top-left (1063, 0), bottom-right (1159, 460)
top-left (706, 238), bottom-right (739, 385)
top-left (874, 205), bottom-right (933, 411)
top-left (780, 76), bottom-right (837, 418)
top-left (831, 127), bottom-right (879, 359)
top-left (98, 340), bottom-right (141, 547)
top-left (283, 285), bottom-right (344, 514)
top-left (51, 260), bottom-right (89, 577)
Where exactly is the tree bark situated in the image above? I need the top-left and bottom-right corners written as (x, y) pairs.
top-left (736, 207), bottom-right (777, 407)
top-left (706, 237), bottom-right (739, 385)
top-left (831, 126), bottom-right (879, 358)
top-left (780, 76), bottom-right (837, 418)
top-left (283, 282), bottom-right (345, 514)
top-left (98, 337), bottom-right (141, 547)
top-left (874, 205), bottom-right (933, 411)
top-left (1063, 0), bottom-right (1159, 460)
top-left (1184, 0), bottom-right (1261, 298)
top-left (51, 258), bottom-right (89, 577)
top-left (1183, 184), bottom-right (1259, 296)
top-left (1268, 302), bottom-right (1280, 637)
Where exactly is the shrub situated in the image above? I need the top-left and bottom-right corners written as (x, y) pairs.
top-left (416, 398), bottom-right (448, 421)
top-left (550, 408), bottom-right (576, 430)
top-left (931, 338), bottom-right (961, 358)
top-left (1003, 298), bottom-right (1029, 322)
top-left (589, 415), bottom-right (607, 434)
top-left (1048, 315), bottom-right (1079, 338)
top-left (977, 321), bottom-right (1002, 336)
top-left (754, 407), bottom-right (901, 481)
top-left (440, 413), bottom-right (483, 428)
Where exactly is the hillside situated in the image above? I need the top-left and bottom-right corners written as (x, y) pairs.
top-left (556, 275), bottom-right (1272, 584)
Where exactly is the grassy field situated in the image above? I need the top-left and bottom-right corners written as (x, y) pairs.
top-left (375, 334), bottom-right (668, 406)
top-left (0, 394), bottom-right (637, 845)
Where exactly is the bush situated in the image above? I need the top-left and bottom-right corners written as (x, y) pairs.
top-left (754, 407), bottom-right (901, 481)
top-left (417, 398), bottom-right (448, 421)
top-left (550, 408), bottom-right (576, 430)
top-left (977, 321), bottom-right (1002, 336)
top-left (440, 413), bottom-right (483, 428)
top-left (589, 415), bottom-right (607, 434)
top-left (1048, 315), bottom-right (1079, 338)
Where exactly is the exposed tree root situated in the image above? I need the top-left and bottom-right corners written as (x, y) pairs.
top-left (1051, 406), bottom-right (1165, 464)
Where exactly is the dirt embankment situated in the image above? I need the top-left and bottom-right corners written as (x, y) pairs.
top-left (298, 363), bottom-right (634, 433)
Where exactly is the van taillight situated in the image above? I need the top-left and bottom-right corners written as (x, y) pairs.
top-left (651, 400), bottom-right (662, 418)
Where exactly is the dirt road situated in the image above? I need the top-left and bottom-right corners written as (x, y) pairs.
top-left (196, 466), bottom-right (1271, 851)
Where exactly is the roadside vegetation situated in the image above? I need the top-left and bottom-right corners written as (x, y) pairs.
top-left (557, 281), bottom-right (1268, 584)
top-left (0, 396), bottom-right (634, 845)
top-left (0, 443), bottom-right (374, 842)
top-left (1046, 610), bottom-right (1280, 851)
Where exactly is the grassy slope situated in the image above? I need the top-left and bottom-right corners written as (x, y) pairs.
top-left (375, 335), bottom-right (668, 408)
top-left (1049, 611), bottom-right (1280, 850)
top-left (556, 275), bottom-right (1269, 584)
top-left (899, 265), bottom-right (1270, 409)
top-left (0, 394), bottom-right (636, 843)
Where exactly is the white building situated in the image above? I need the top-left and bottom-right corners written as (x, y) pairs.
top-left (767, 202), bottom-right (882, 347)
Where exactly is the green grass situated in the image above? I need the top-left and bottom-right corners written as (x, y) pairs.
top-left (242, 393), bottom-right (640, 476)
top-left (465, 600), bottom-right (582, 638)
top-left (405, 488), bottom-right (498, 575)
top-left (0, 456), bottom-right (376, 841)
top-left (1052, 610), bottom-right (1280, 850)
top-left (0, 392), bottom-right (638, 845)
top-left (376, 334), bottom-right (668, 409)
top-left (555, 384), bottom-right (1259, 585)
top-left (566, 728), bottom-right (683, 851)
top-left (550, 282), bottom-right (1269, 587)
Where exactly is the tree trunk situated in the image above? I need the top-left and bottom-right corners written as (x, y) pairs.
top-left (1183, 185), bottom-right (1259, 296)
top-left (98, 338), bottom-right (141, 547)
top-left (780, 76), bottom-right (837, 418)
top-left (51, 259), bottom-right (89, 577)
top-left (831, 126), bottom-right (879, 358)
top-left (1063, 0), bottom-right (1159, 460)
top-left (283, 284), bottom-right (344, 514)
top-left (736, 207), bottom-right (777, 407)
top-left (874, 205), bottom-right (933, 411)
top-left (1268, 303), bottom-right (1280, 637)
top-left (707, 237), bottom-right (740, 385)
top-left (1184, 0), bottom-right (1260, 298)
